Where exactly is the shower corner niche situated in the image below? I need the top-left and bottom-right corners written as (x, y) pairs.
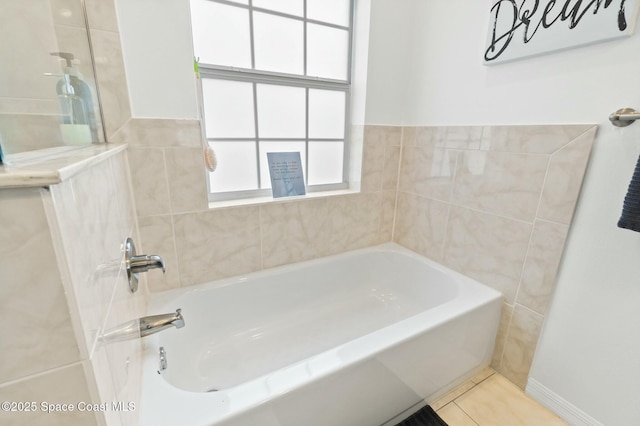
top-left (0, 146), bottom-right (145, 426)
top-left (0, 0), bottom-right (106, 163)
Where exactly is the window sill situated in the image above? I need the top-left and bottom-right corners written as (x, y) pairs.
top-left (208, 188), bottom-right (360, 210)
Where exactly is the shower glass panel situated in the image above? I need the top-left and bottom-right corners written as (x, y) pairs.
top-left (0, 0), bottom-right (105, 160)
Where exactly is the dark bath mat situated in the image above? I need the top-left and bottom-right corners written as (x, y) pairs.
top-left (394, 405), bottom-right (448, 426)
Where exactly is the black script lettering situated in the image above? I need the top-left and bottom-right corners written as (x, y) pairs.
top-left (619, 0), bottom-right (628, 30)
top-left (485, 0), bottom-right (629, 62)
top-left (485, 0), bottom-right (522, 61)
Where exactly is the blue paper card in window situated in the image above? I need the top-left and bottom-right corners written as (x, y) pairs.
top-left (267, 152), bottom-right (306, 198)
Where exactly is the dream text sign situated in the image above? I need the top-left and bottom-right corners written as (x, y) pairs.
top-left (484, 0), bottom-right (640, 64)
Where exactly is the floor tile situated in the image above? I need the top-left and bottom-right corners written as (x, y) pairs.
top-left (431, 380), bottom-right (476, 411)
top-left (454, 374), bottom-right (568, 426)
top-left (437, 403), bottom-right (478, 426)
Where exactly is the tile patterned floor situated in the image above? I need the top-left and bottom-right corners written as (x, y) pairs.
top-left (432, 369), bottom-right (568, 426)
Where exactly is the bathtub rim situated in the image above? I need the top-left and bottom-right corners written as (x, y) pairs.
top-left (148, 242), bottom-right (498, 309)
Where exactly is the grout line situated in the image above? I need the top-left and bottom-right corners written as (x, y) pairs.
top-left (0, 360), bottom-right (85, 389)
top-left (169, 213), bottom-right (182, 289)
top-left (258, 205), bottom-right (265, 270)
top-left (397, 188), bottom-right (538, 227)
top-left (533, 152), bottom-right (552, 221)
top-left (548, 125), bottom-right (597, 156)
top-left (161, 148), bottom-right (173, 216)
top-left (512, 217), bottom-right (536, 309)
top-left (452, 401), bottom-right (481, 426)
top-left (439, 149), bottom-right (461, 261)
top-left (391, 127), bottom-right (406, 241)
top-left (511, 152), bottom-right (553, 307)
top-left (514, 301), bottom-right (545, 319)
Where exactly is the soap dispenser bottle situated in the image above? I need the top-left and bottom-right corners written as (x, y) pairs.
top-left (51, 52), bottom-right (98, 141)
top-left (57, 73), bottom-right (91, 144)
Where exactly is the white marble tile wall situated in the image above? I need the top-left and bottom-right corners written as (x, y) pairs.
top-left (0, 150), bottom-right (146, 426)
top-left (123, 122), bottom-right (397, 291)
top-left (47, 150), bottom-right (146, 426)
top-left (394, 124), bottom-right (597, 389)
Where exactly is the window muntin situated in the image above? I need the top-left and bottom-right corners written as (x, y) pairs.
top-left (191, 0), bottom-right (353, 201)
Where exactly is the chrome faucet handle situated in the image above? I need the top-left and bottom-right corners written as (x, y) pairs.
top-left (124, 237), bottom-right (166, 293)
top-left (173, 309), bottom-right (185, 329)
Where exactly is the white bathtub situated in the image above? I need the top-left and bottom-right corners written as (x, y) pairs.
top-left (140, 243), bottom-right (502, 426)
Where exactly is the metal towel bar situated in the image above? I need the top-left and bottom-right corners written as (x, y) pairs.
top-left (610, 108), bottom-right (640, 127)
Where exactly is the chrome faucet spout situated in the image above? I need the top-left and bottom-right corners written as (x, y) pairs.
top-left (139, 309), bottom-right (184, 338)
top-left (129, 254), bottom-right (165, 274)
top-left (101, 309), bottom-right (185, 343)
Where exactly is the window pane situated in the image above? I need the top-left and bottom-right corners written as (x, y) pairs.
top-left (190, 1), bottom-right (251, 68)
top-left (258, 141), bottom-right (306, 189)
top-left (202, 79), bottom-right (255, 138)
top-left (308, 141), bottom-right (344, 185)
top-left (309, 89), bottom-right (345, 139)
top-left (256, 84), bottom-right (305, 138)
top-left (209, 141), bottom-right (258, 193)
top-left (253, 0), bottom-right (303, 17)
top-left (307, 24), bottom-right (349, 80)
top-left (307, 0), bottom-right (350, 27)
top-left (253, 12), bottom-right (303, 75)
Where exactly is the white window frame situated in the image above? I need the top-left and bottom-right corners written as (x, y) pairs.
top-left (196, 0), bottom-right (355, 203)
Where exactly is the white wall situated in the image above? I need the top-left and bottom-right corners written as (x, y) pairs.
top-left (364, 0), bottom-right (414, 124)
top-left (363, 1), bottom-right (640, 424)
top-left (114, 0), bottom-right (198, 119)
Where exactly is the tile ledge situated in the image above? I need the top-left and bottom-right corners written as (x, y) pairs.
top-left (0, 143), bottom-right (127, 189)
top-left (208, 189), bottom-right (361, 210)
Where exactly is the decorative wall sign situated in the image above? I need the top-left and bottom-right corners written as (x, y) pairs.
top-left (484, 0), bottom-right (640, 64)
top-left (267, 152), bottom-right (306, 198)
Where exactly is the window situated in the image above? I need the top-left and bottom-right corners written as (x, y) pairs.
top-left (190, 0), bottom-right (354, 201)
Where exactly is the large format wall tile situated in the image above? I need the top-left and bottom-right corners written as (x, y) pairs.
top-left (395, 124), bottom-right (597, 389)
top-left (414, 126), bottom-right (483, 149)
top-left (442, 206), bottom-right (532, 304)
top-left (394, 192), bottom-right (449, 262)
top-left (0, 362), bottom-right (98, 426)
top-left (138, 214), bottom-right (181, 292)
top-left (164, 147), bottom-right (208, 214)
top-left (499, 305), bottom-right (545, 389)
top-left (399, 144), bottom-right (457, 202)
top-left (127, 147), bottom-right (171, 217)
top-left (451, 151), bottom-right (548, 222)
top-left (480, 125), bottom-right (593, 154)
top-left (174, 206), bottom-right (262, 286)
top-left (49, 153), bottom-right (133, 356)
top-left (261, 198), bottom-right (330, 268)
top-left (517, 220), bottom-right (569, 315)
top-left (380, 190), bottom-right (397, 241)
top-left (361, 126), bottom-right (401, 192)
top-left (537, 127), bottom-right (596, 224)
top-left (111, 118), bottom-right (201, 148)
top-left (85, 0), bottom-right (119, 32)
top-left (325, 192), bottom-right (383, 254)
top-left (0, 188), bottom-right (80, 384)
top-left (90, 29), bottom-right (131, 138)
top-left (491, 302), bottom-right (514, 367)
